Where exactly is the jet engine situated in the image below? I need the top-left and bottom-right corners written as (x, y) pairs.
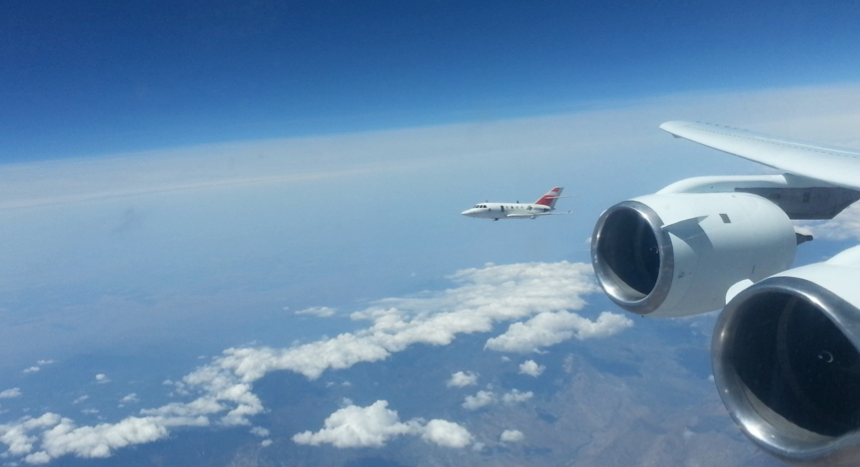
top-left (590, 121), bottom-right (860, 465)
top-left (713, 248), bottom-right (860, 466)
top-left (591, 192), bottom-right (798, 317)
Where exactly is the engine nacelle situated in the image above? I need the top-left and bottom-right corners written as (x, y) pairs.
top-left (713, 248), bottom-right (860, 466)
top-left (591, 192), bottom-right (797, 317)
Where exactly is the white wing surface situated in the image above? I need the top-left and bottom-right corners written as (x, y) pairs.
top-left (660, 121), bottom-right (860, 191)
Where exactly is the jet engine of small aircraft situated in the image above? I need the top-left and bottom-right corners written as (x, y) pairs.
top-left (591, 191), bottom-right (798, 317)
top-left (712, 251), bottom-right (860, 466)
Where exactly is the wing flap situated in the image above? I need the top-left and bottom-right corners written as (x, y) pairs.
top-left (660, 121), bottom-right (860, 191)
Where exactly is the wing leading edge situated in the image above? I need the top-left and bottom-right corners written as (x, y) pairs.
top-left (660, 121), bottom-right (860, 191)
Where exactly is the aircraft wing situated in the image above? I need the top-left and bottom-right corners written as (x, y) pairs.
top-left (537, 211), bottom-right (572, 216)
top-left (660, 121), bottom-right (860, 191)
top-left (592, 121), bottom-right (860, 464)
top-left (505, 211), bottom-right (571, 218)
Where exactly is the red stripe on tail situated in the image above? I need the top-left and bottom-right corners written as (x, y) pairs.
top-left (535, 187), bottom-right (562, 207)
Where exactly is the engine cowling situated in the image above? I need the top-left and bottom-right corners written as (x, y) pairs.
top-left (591, 192), bottom-right (797, 317)
top-left (713, 249), bottom-right (860, 466)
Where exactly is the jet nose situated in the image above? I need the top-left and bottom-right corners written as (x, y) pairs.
top-left (461, 208), bottom-right (476, 217)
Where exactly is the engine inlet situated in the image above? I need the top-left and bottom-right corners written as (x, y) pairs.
top-left (714, 277), bottom-right (860, 463)
top-left (591, 201), bottom-right (673, 315)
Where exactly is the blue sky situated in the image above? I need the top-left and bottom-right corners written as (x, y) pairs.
top-left (3, 0), bottom-right (860, 159)
top-left (3, 1), bottom-right (860, 465)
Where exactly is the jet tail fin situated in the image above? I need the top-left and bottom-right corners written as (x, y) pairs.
top-left (534, 187), bottom-right (563, 208)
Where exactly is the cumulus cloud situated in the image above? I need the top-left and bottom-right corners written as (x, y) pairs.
top-left (485, 310), bottom-right (633, 353)
top-left (21, 361), bottom-right (54, 376)
top-left (0, 262), bottom-right (604, 463)
top-left (500, 429), bottom-right (525, 443)
top-left (463, 389), bottom-right (531, 410)
top-left (295, 306), bottom-right (337, 318)
top-left (462, 391), bottom-right (496, 411)
top-left (0, 388), bottom-right (22, 399)
top-left (119, 394), bottom-right (138, 404)
top-left (26, 414), bottom-right (208, 463)
top-left (447, 371), bottom-right (478, 388)
top-left (0, 413), bottom-right (61, 457)
top-left (421, 419), bottom-right (473, 448)
top-left (293, 400), bottom-right (415, 448)
top-left (501, 389), bottom-right (533, 404)
top-left (292, 400), bottom-right (471, 449)
top-left (518, 360), bottom-right (545, 377)
top-left (94, 374), bottom-right (109, 383)
top-left (189, 261), bottom-right (596, 388)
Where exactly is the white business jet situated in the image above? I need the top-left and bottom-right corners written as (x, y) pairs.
top-left (461, 187), bottom-right (570, 220)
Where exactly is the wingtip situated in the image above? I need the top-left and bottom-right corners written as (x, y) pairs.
top-left (659, 120), bottom-right (689, 131)
top-left (660, 120), bottom-right (702, 138)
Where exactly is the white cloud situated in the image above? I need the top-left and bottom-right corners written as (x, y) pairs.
top-left (0, 406), bottom-right (208, 462)
top-left (119, 394), bottom-right (138, 404)
top-left (292, 400), bottom-right (415, 448)
top-left (295, 306), bottom-right (337, 318)
top-left (72, 396), bottom-right (88, 405)
top-left (485, 310), bottom-right (633, 353)
top-left (518, 360), bottom-right (544, 377)
top-left (292, 400), bottom-right (471, 449)
top-left (421, 419), bottom-right (473, 448)
top-left (217, 261), bottom-right (597, 382)
top-left (462, 391), bottom-right (496, 411)
top-left (250, 426), bottom-right (269, 437)
top-left (447, 371), bottom-right (478, 388)
top-left (28, 415), bottom-right (208, 462)
top-left (801, 202), bottom-right (860, 241)
top-left (261, 439), bottom-right (272, 447)
top-left (500, 429), bottom-right (525, 443)
top-left (0, 413), bottom-right (62, 457)
top-left (0, 261), bottom-right (601, 462)
top-left (501, 389), bottom-right (533, 404)
top-left (0, 388), bottom-right (22, 399)
top-left (463, 389), bottom-right (532, 411)
top-left (25, 451), bottom-right (51, 464)
top-left (21, 360), bottom-right (55, 376)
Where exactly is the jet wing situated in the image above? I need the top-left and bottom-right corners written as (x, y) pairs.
top-left (505, 212), bottom-right (571, 218)
top-left (660, 121), bottom-right (860, 191)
